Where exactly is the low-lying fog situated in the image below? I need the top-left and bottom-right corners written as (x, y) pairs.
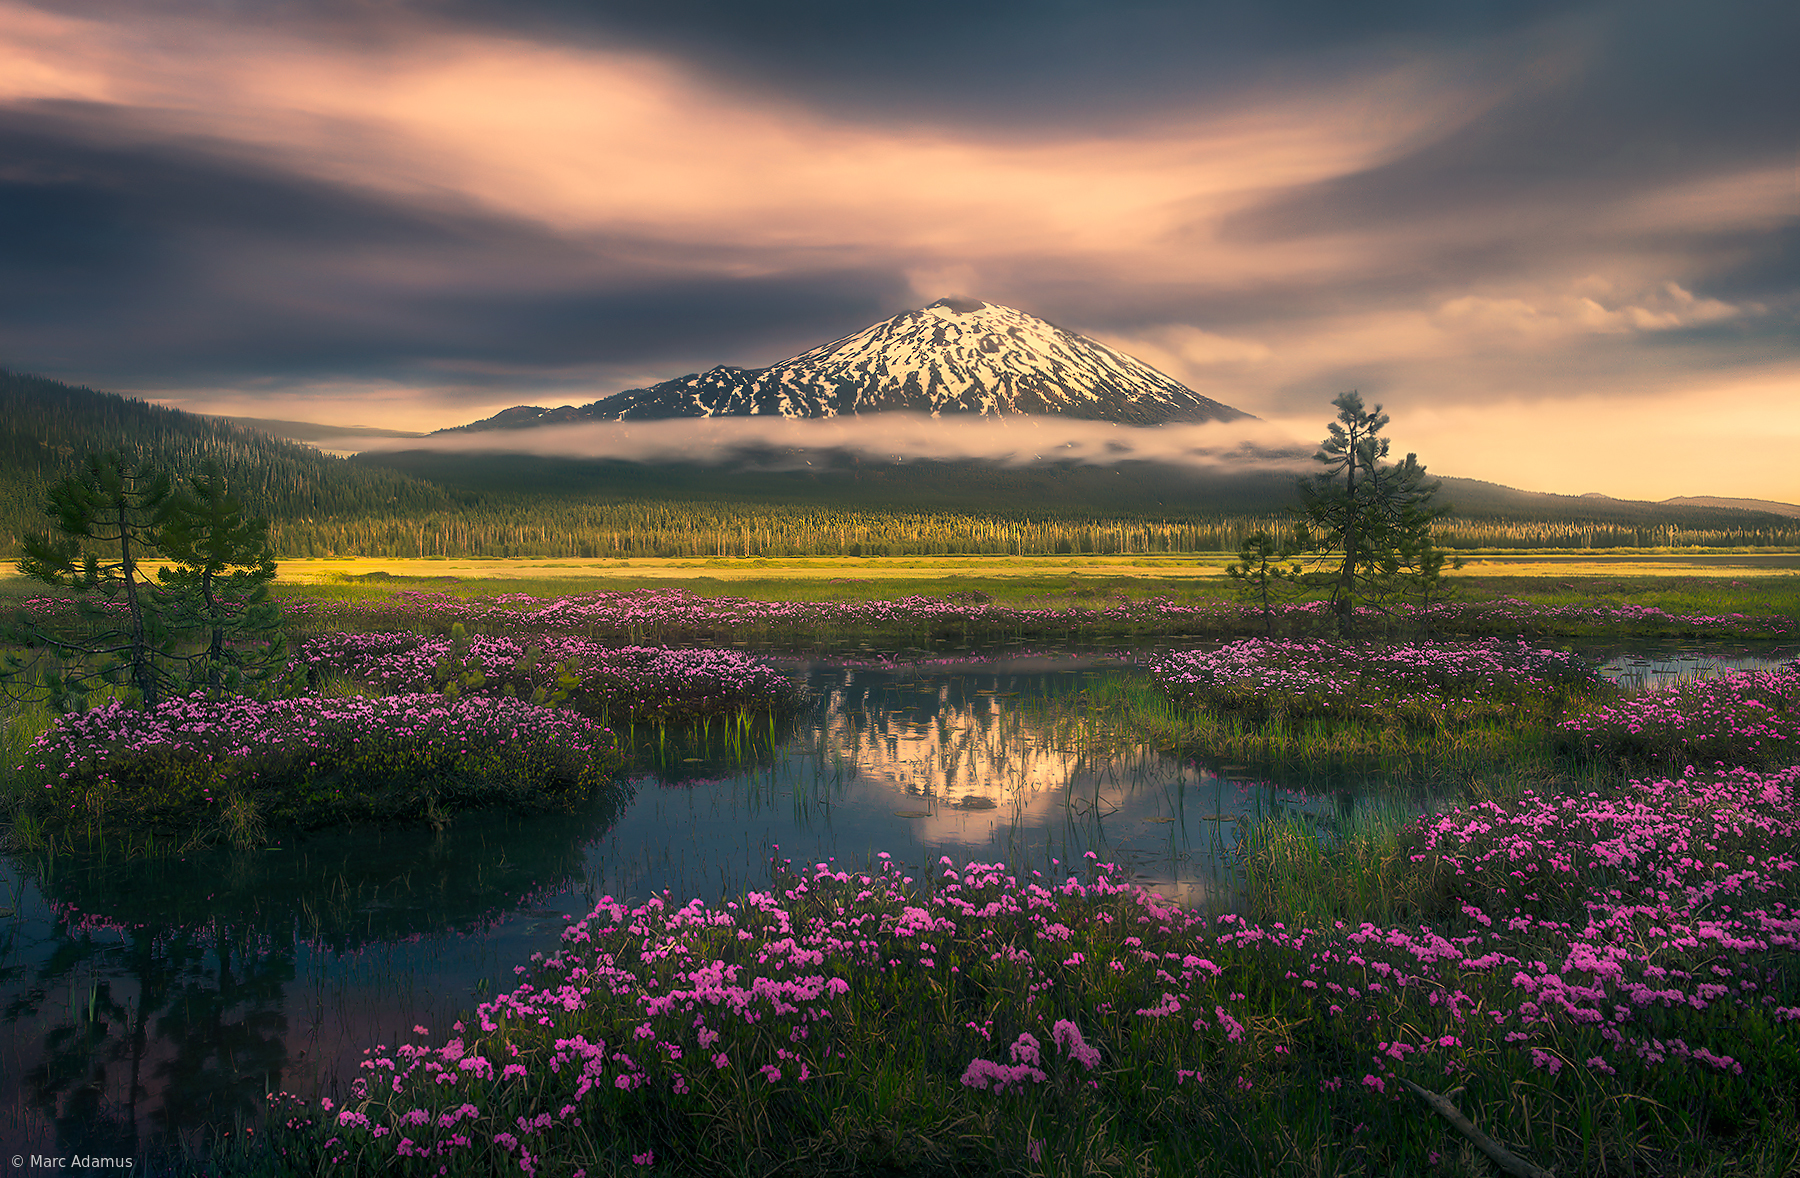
top-left (327, 414), bottom-right (1312, 472)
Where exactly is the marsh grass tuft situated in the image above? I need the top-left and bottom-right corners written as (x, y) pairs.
top-left (1240, 797), bottom-right (1455, 929)
top-left (1034, 669), bottom-right (1592, 791)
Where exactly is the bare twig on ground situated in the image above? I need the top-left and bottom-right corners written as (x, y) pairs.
top-left (1399, 1077), bottom-right (1555, 1178)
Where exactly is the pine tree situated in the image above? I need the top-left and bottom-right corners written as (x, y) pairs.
top-left (154, 458), bottom-right (289, 697)
top-left (7, 453), bottom-right (178, 708)
top-left (1294, 391), bottom-right (1449, 634)
top-left (1226, 531), bottom-right (1303, 635)
top-left (3, 453), bottom-right (290, 710)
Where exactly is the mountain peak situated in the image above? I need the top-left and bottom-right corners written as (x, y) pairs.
top-left (446, 299), bottom-right (1253, 431)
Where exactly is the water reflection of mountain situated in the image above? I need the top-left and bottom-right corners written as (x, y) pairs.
top-left (9, 788), bottom-right (631, 1159)
top-left (806, 667), bottom-right (1092, 809)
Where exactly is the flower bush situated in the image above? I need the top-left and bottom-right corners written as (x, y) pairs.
top-left (1147, 637), bottom-right (1607, 728)
top-left (17, 692), bottom-right (622, 837)
top-left (1557, 662), bottom-right (1800, 769)
top-left (300, 632), bottom-right (802, 723)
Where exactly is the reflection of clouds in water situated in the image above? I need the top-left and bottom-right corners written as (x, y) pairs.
top-left (337, 413), bottom-right (1308, 471)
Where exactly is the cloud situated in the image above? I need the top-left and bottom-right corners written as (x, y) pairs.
top-left (422, 0), bottom-right (1590, 131)
top-left (1433, 281), bottom-right (1746, 341)
top-left (329, 413), bottom-right (1311, 474)
top-left (1087, 325), bottom-right (1273, 385)
top-left (0, 98), bottom-right (913, 385)
top-left (1355, 364), bottom-right (1800, 504)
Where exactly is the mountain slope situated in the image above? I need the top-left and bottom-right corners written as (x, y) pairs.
top-left (448, 298), bottom-right (1251, 428)
top-left (8, 370), bottom-right (1794, 561)
top-left (0, 370), bottom-right (473, 556)
top-left (1661, 495), bottom-right (1800, 519)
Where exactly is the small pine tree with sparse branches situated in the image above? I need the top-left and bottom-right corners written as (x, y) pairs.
top-left (6, 452), bottom-right (178, 708)
top-left (154, 458), bottom-right (290, 698)
top-left (1226, 530), bottom-right (1304, 635)
top-left (1294, 391), bottom-right (1451, 634)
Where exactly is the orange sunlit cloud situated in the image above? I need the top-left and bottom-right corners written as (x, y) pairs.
top-left (0, 1), bottom-right (1481, 259)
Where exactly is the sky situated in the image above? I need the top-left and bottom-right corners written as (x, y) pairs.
top-left (2, 0), bottom-right (1796, 503)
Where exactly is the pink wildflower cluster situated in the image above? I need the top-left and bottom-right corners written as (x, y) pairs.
top-left (271, 587), bottom-right (1795, 645)
top-left (1558, 662), bottom-right (1799, 767)
top-left (19, 692), bottom-right (620, 826)
top-left (300, 632), bottom-right (801, 722)
top-left (1148, 637), bottom-right (1603, 723)
top-left (292, 795), bottom-right (1797, 1169)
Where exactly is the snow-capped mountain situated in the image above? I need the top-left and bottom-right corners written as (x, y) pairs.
top-left (449, 298), bottom-right (1251, 430)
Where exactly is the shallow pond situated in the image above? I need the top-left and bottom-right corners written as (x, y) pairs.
top-left (0, 637), bottom-right (1792, 1158)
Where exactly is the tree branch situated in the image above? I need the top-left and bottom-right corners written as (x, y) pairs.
top-left (1398, 1077), bottom-right (1555, 1178)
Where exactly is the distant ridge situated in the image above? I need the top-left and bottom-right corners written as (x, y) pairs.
top-left (219, 415), bottom-right (428, 443)
top-left (4, 369), bottom-right (1794, 559)
top-left (444, 298), bottom-right (1252, 430)
top-left (1661, 495), bottom-right (1800, 519)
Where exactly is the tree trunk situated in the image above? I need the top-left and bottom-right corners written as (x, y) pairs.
top-left (115, 497), bottom-right (159, 707)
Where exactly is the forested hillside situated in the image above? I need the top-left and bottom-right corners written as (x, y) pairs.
top-left (0, 369), bottom-right (479, 551)
top-left (357, 449), bottom-right (1800, 551)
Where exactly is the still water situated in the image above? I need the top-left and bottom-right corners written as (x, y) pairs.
top-left (0, 638), bottom-right (1792, 1157)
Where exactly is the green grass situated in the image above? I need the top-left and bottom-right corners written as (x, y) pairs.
top-left (1027, 672), bottom-right (1610, 792)
top-left (260, 563), bottom-right (1800, 618)
top-left (277, 569), bottom-right (1213, 608)
top-left (9, 548), bottom-right (1799, 624)
top-left (1454, 571), bottom-right (1800, 619)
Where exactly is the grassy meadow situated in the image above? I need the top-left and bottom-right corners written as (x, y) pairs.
top-left (19, 546), bottom-right (1771, 609)
top-left (2, 553), bottom-right (1798, 1176)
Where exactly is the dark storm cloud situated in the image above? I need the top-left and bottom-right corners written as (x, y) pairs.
top-left (1221, 5), bottom-right (1800, 250)
top-left (0, 100), bottom-right (908, 388)
top-left (424, 0), bottom-right (1591, 129)
top-left (0, 101), bottom-right (490, 337)
top-left (10, 0), bottom-right (1600, 132)
top-left (407, 274), bottom-right (915, 374)
top-left (1696, 223), bottom-right (1800, 311)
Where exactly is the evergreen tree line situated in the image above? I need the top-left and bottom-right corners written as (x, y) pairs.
top-left (260, 506), bottom-right (1799, 559)
top-left (0, 369), bottom-right (477, 533)
top-left (1432, 518), bottom-right (1800, 549)
top-left (261, 508), bottom-right (1308, 559)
